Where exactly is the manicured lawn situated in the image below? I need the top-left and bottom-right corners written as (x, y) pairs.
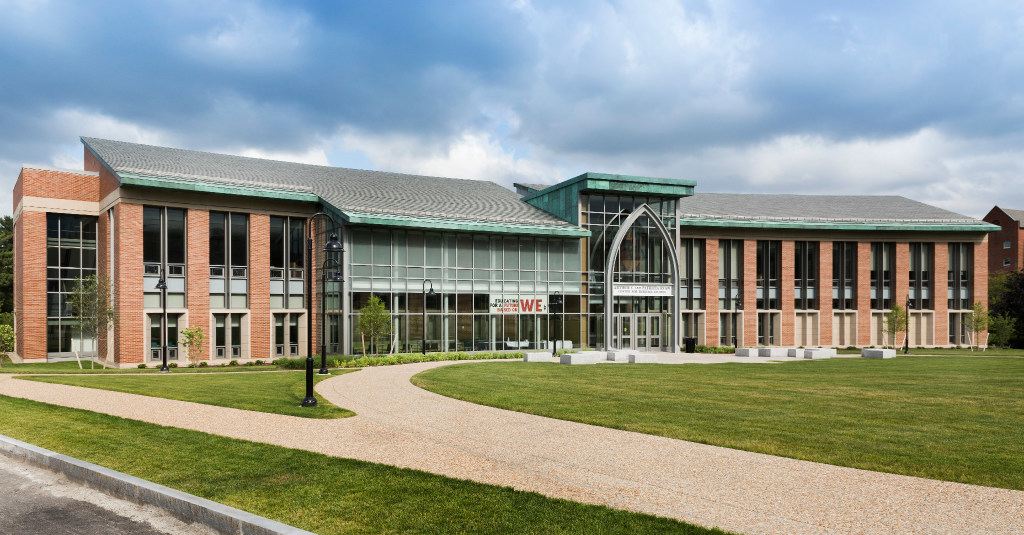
top-left (412, 357), bottom-right (1024, 490)
top-left (0, 396), bottom-right (717, 534)
top-left (0, 355), bottom-right (291, 374)
top-left (835, 347), bottom-right (1024, 357)
top-left (22, 370), bottom-right (354, 418)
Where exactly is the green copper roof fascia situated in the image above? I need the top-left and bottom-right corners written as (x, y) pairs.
top-left (118, 172), bottom-right (319, 202)
top-left (523, 171), bottom-right (696, 202)
top-left (341, 211), bottom-right (591, 237)
top-left (583, 179), bottom-right (694, 197)
top-left (678, 217), bottom-right (1000, 232)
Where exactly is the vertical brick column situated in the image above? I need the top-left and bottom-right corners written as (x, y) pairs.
top-left (96, 210), bottom-right (109, 361)
top-left (818, 241), bottom-right (833, 347)
top-left (974, 236), bottom-right (989, 346)
top-left (15, 211), bottom-right (47, 359)
top-left (743, 240), bottom-right (758, 346)
top-left (856, 241), bottom-right (872, 346)
top-left (114, 203), bottom-right (144, 364)
top-left (895, 242), bottom-right (910, 346)
top-left (186, 209), bottom-right (210, 361)
top-left (704, 238), bottom-right (719, 346)
top-left (249, 214), bottom-right (271, 359)
top-left (934, 242), bottom-right (948, 346)
top-left (780, 240), bottom-right (795, 346)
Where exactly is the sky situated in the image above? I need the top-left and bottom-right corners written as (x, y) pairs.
top-left (2, 0), bottom-right (1024, 218)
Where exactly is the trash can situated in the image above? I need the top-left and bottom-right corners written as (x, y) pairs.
top-left (684, 337), bottom-right (697, 353)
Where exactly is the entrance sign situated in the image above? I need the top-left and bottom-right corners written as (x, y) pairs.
top-left (489, 295), bottom-right (548, 314)
top-left (613, 283), bottom-right (673, 297)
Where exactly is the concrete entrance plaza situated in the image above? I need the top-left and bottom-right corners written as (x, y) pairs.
top-left (1, 361), bottom-right (1021, 535)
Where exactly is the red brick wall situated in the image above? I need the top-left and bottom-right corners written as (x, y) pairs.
top-left (113, 203), bottom-right (144, 363)
top-left (703, 238), bottom-right (719, 346)
top-left (934, 242), bottom-right (948, 346)
top-left (818, 241), bottom-right (833, 346)
top-left (780, 240), bottom-right (795, 346)
top-left (186, 209), bottom-right (210, 361)
top-left (982, 207), bottom-right (1020, 274)
top-left (742, 240), bottom-right (757, 346)
top-left (975, 236), bottom-right (989, 346)
top-left (249, 214), bottom-right (271, 359)
top-left (856, 241), bottom-right (872, 346)
top-left (16, 167), bottom-right (100, 204)
top-left (894, 242), bottom-right (910, 345)
top-left (14, 211), bottom-right (47, 359)
top-left (84, 148), bottom-right (121, 200)
top-left (96, 209), bottom-right (109, 360)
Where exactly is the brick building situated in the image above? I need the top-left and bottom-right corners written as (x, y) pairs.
top-left (11, 137), bottom-right (997, 365)
top-left (982, 206), bottom-right (1024, 274)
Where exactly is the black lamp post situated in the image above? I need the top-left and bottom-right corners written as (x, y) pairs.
top-left (904, 295), bottom-right (912, 354)
top-left (155, 273), bottom-right (168, 372)
top-left (422, 279), bottom-right (435, 355)
top-left (303, 211), bottom-right (341, 408)
top-left (320, 251), bottom-right (343, 375)
top-left (550, 291), bottom-right (563, 357)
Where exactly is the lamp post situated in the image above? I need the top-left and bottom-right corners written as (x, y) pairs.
top-left (904, 295), bottom-right (912, 354)
top-left (422, 279), bottom-right (435, 355)
top-left (320, 253), bottom-right (343, 374)
top-left (155, 272), bottom-right (168, 372)
top-left (303, 211), bottom-right (341, 408)
top-left (550, 291), bottom-right (563, 357)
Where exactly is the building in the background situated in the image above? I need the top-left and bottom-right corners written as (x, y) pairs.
top-left (982, 206), bottom-right (1024, 274)
top-left (11, 138), bottom-right (997, 365)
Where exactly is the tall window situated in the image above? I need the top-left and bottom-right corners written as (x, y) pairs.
top-left (679, 238), bottom-right (704, 310)
top-left (832, 242), bottom-right (857, 310)
top-left (718, 240), bottom-right (742, 310)
top-left (210, 212), bottom-right (249, 309)
top-left (870, 243), bottom-right (895, 310)
top-left (756, 240), bottom-right (781, 309)
top-left (213, 312), bottom-right (245, 358)
top-left (270, 216), bottom-right (305, 309)
top-left (908, 243), bottom-right (933, 310)
top-left (947, 243), bottom-right (973, 310)
top-left (794, 241), bottom-right (818, 310)
top-left (45, 214), bottom-right (98, 354)
top-left (142, 206), bottom-right (186, 308)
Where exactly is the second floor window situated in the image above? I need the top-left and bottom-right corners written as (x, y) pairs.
top-left (718, 239), bottom-right (742, 310)
top-left (756, 240), bottom-right (781, 309)
top-left (210, 212), bottom-right (248, 309)
top-left (832, 241), bottom-right (857, 310)
top-left (142, 206), bottom-right (186, 308)
top-left (794, 241), bottom-right (818, 310)
top-left (270, 216), bottom-right (306, 309)
top-left (908, 243), bottom-right (933, 310)
top-left (679, 238), bottom-right (704, 310)
top-left (870, 242), bottom-right (895, 310)
top-left (948, 242), bottom-right (973, 310)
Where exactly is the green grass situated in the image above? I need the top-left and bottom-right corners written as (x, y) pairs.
top-left (22, 370), bottom-right (354, 418)
top-left (412, 357), bottom-right (1024, 491)
top-left (0, 355), bottom-right (292, 374)
top-left (0, 396), bottom-right (717, 534)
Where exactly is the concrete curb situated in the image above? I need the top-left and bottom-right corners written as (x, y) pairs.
top-left (0, 434), bottom-right (315, 535)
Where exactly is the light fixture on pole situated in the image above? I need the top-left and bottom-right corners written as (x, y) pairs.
top-left (550, 291), bottom-right (563, 357)
top-left (422, 279), bottom-right (435, 355)
top-left (155, 273), bottom-right (169, 372)
top-left (319, 233), bottom-right (344, 375)
top-left (303, 211), bottom-right (340, 408)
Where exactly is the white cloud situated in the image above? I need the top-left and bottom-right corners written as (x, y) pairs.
top-left (179, 2), bottom-right (310, 70)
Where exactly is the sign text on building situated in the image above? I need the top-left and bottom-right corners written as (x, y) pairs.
top-left (612, 283), bottom-right (673, 297)
top-left (488, 295), bottom-right (549, 314)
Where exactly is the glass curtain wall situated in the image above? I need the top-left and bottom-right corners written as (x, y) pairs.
top-left (45, 214), bottom-right (98, 355)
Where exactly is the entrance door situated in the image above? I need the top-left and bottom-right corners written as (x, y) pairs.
top-left (614, 314), bottom-right (667, 350)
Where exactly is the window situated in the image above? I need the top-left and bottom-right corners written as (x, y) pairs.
top-left (947, 243), bottom-right (973, 310)
top-left (679, 238), bottom-right (704, 310)
top-left (1004, 258), bottom-right (1012, 267)
top-left (832, 242), bottom-right (857, 310)
top-left (148, 313), bottom-right (180, 361)
top-left (718, 240), bottom-right (742, 310)
top-left (756, 240), bottom-right (781, 310)
top-left (794, 241), bottom-right (818, 310)
top-left (1004, 240), bottom-right (1012, 249)
top-left (908, 243), bottom-right (933, 310)
top-left (213, 313), bottom-right (246, 358)
top-left (269, 216), bottom-right (305, 309)
top-left (272, 312), bottom-right (303, 356)
top-left (142, 206), bottom-right (187, 309)
top-left (870, 243), bottom-right (895, 310)
top-left (210, 212), bottom-right (249, 309)
top-left (45, 213), bottom-right (98, 354)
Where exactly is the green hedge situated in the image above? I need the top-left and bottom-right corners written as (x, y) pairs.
top-left (694, 345), bottom-right (736, 354)
top-left (273, 351), bottom-right (523, 370)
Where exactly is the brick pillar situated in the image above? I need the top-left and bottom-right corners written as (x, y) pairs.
top-left (114, 203), bottom-right (144, 364)
top-left (780, 240), bottom-right (795, 346)
top-left (974, 236), bottom-right (989, 347)
top-left (856, 241), bottom-right (872, 346)
top-left (819, 241), bottom-right (833, 347)
top-left (895, 242), bottom-right (910, 347)
top-left (934, 242), bottom-right (948, 347)
top-left (15, 211), bottom-right (47, 360)
top-left (704, 238), bottom-right (719, 346)
top-left (186, 209), bottom-right (210, 361)
top-left (743, 240), bottom-right (758, 346)
top-left (96, 210), bottom-right (109, 361)
top-left (249, 214), bottom-right (271, 359)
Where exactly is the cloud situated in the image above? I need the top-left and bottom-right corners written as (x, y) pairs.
top-left (179, 2), bottom-right (311, 71)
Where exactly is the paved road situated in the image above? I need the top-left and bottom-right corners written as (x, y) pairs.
top-left (1, 362), bottom-right (1022, 534)
top-left (0, 454), bottom-right (214, 535)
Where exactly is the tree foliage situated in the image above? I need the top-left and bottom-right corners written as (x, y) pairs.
top-left (0, 215), bottom-right (12, 314)
top-left (181, 326), bottom-right (206, 367)
top-left (965, 301), bottom-right (989, 350)
top-left (989, 270), bottom-right (1024, 347)
top-left (882, 303), bottom-right (908, 349)
top-left (358, 295), bottom-right (392, 355)
top-left (65, 275), bottom-right (115, 369)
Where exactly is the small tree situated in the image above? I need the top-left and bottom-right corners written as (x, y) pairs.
top-left (965, 302), bottom-right (989, 351)
top-left (883, 303), bottom-right (908, 349)
top-left (988, 314), bottom-right (1017, 348)
top-left (66, 275), bottom-right (114, 369)
top-left (0, 324), bottom-right (13, 368)
top-left (180, 326), bottom-right (206, 367)
top-left (358, 295), bottom-right (392, 355)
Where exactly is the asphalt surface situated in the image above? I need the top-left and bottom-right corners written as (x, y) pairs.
top-left (0, 455), bottom-right (214, 535)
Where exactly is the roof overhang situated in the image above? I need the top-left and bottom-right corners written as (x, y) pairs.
top-left (523, 172), bottom-right (696, 202)
top-left (339, 210), bottom-right (591, 237)
top-left (118, 172), bottom-right (319, 203)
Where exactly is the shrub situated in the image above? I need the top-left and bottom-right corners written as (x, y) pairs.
top-left (0, 312), bottom-right (13, 327)
top-left (694, 345), bottom-right (735, 354)
top-left (272, 352), bottom-right (522, 370)
top-left (137, 363), bottom-right (147, 369)
top-left (254, 359), bottom-right (264, 366)
top-left (169, 362), bottom-right (178, 368)
top-left (198, 361), bottom-right (208, 367)
top-left (228, 360), bottom-right (238, 366)
top-left (0, 324), bottom-right (14, 354)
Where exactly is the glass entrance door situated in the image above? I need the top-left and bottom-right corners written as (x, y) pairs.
top-left (614, 314), bottom-right (667, 350)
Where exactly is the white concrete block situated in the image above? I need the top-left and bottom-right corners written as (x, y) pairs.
top-left (862, 348), bottom-right (896, 359)
top-left (787, 348), bottom-right (800, 358)
top-left (559, 352), bottom-right (605, 365)
top-left (758, 347), bottom-right (790, 358)
top-left (628, 353), bottom-right (659, 364)
top-left (735, 348), bottom-right (759, 357)
top-left (524, 352), bottom-right (552, 362)
top-left (803, 348), bottom-right (836, 359)
top-left (606, 350), bottom-right (633, 362)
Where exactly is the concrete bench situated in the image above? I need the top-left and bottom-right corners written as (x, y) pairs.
top-left (606, 350), bottom-right (632, 363)
top-left (803, 348), bottom-right (836, 359)
top-left (523, 352), bottom-right (552, 362)
top-left (862, 348), bottom-right (896, 359)
top-left (559, 351), bottom-right (606, 365)
top-left (629, 353), bottom-right (659, 364)
top-left (787, 348), bottom-right (800, 358)
top-left (735, 348), bottom-right (760, 357)
top-left (758, 347), bottom-right (791, 358)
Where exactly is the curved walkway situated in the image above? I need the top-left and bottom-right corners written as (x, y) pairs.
top-left (1, 361), bottom-right (1021, 534)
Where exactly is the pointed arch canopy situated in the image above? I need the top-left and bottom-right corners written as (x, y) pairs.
top-left (603, 203), bottom-right (680, 353)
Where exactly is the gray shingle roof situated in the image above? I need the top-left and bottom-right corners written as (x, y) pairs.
top-left (998, 207), bottom-right (1024, 227)
top-left (82, 137), bottom-right (577, 229)
top-left (677, 193), bottom-right (988, 226)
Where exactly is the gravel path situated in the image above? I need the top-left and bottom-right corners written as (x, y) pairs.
top-left (1, 361), bottom-right (1022, 534)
